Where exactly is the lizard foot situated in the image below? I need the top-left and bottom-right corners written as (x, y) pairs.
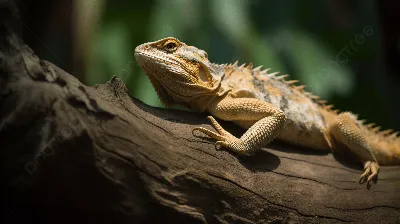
top-left (192, 116), bottom-right (250, 155)
top-left (359, 161), bottom-right (379, 189)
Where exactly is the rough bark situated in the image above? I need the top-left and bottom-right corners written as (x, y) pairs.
top-left (2, 33), bottom-right (400, 224)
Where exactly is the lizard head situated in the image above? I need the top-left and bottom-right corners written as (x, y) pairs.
top-left (135, 37), bottom-right (223, 107)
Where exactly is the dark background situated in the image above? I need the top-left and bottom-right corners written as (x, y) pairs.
top-left (20, 0), bottom-right (400, 131)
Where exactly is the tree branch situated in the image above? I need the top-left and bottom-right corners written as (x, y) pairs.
top-left (2, 32), bottom-right (400, 224)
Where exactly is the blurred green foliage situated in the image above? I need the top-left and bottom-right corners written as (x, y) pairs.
top-left (85, 0), bottom-right (394, 129)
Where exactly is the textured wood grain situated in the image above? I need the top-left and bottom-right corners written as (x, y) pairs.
top-left (2, 34), bottom-right (400, 224)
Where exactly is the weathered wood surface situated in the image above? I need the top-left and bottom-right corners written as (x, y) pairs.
top-left (2, 33), bottom-right (400, 224)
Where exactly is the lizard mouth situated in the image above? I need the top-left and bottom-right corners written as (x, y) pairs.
top-left (134, 51), bottom-right (179, 67)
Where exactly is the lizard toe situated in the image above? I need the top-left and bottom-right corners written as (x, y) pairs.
top-left (207, 116), bottom-right (230, 136)
top-left (359, 161), bottom-right (379, 189)
top-left (192, 127), bottom-right (224, 141)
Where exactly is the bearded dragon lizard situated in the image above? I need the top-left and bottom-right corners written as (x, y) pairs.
top-left (134, 37), bottom-right (400, 188)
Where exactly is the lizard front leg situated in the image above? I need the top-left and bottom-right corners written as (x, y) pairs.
top-left (330, 112), bottom-right (379, 188)
top-left (193, 97), bottom-right (286, 155)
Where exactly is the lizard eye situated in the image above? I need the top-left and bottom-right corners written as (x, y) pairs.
top-left (164, 42), bottom-right (177, 52)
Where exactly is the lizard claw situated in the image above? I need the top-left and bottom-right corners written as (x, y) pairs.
top-left (193, 117), bottom-right (229, 144)
top-left (193, 126), bottom-right (230, 151)
top-left (192, 127), bottom-right (224, 140)
top-left (192, 116), bottom-right (227, 138)
top-left (359, 161), bottom-right (379, 189)
top-left (193, 116), bottom-right (249, 155)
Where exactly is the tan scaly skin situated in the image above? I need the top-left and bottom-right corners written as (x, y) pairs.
top-left (135, 37), bottom-right (400, 189)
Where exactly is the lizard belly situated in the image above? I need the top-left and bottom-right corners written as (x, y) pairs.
top-left (278, 103), bottom-right (331, 151)
top-left (277, 119), bottom-right (331, 151)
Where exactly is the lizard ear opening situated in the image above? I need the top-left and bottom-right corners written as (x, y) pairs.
top-left (198, 64), bottom-right (209, 83)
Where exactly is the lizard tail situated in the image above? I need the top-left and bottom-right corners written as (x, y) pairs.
top-left (365, 125), bottom-right (400, 165)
